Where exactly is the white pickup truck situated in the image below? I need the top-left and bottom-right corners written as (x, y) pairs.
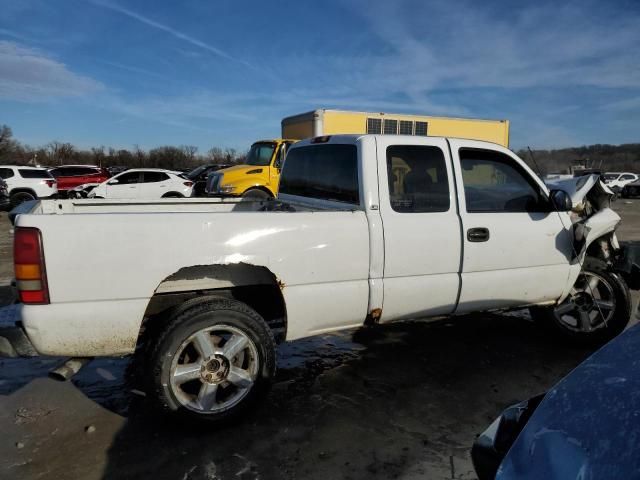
top-left (2, 135), bottom-right (638, 422)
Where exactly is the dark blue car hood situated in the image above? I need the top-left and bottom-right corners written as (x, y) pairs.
top-left (497, 324), bottom-right (640, 479)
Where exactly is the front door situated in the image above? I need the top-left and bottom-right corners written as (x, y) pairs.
top-left (106, 171), bottom-right (141, 199)
top-left (449, 139), bottom-right (573, 312)
top-left (377, 137), bottom-right (462, 322)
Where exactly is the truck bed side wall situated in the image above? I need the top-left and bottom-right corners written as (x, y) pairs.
top-left (17, 211), bottom-right (370, 355)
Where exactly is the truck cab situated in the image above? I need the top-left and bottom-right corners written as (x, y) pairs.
top-left (205, 139), bottom-right (296, 199)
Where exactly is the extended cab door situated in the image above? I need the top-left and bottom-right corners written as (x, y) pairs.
top-left (377, 137), bottom-right (462, 321)
top-left (449, 139), bottom-right (573, 312)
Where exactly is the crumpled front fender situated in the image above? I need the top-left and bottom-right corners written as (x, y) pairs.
top-left (558, 208), bottom-right (621, 303)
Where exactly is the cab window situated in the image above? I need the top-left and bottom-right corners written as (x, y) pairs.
top-left (386, 145), bottom-right (450, 213)
top-left (460, 149), bottom-right (548, 213)
top-left (279, 144), bottom-right (359, 204)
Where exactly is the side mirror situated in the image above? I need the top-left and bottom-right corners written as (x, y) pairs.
top-left (549, 189), bottom-right (572, 211)
top-left (471, 394), bottom-right (544, 480)
top-left (108, 179), bottom-right (119, 185)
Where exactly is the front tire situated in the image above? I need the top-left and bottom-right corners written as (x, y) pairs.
top-left (242, 188), bottom-right (271, 200)
top-left (530, 257), bottom-right (631, 345)
top-left (148, 298), bottom-right (276, 423)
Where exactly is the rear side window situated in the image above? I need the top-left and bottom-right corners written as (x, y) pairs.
top-left (142, 172), bottom-right (170, 183)
top-left (19, 169), bottom-right (52, 179)
top-left (387, 145), bottom-right (450, 213)
top-left (279, 144), bottom-right (359, 205)
top-left (0, 168), bottom-right (14, 179)
top-left (460, 148), bottom-right (548, 213)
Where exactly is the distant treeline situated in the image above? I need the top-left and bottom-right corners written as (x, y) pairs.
top-left (1, 123), bottom-right (638, 174)
top-left (517, 144), bottom-right (640, 176)
top-left (0, 125), bottom-right (246, 170)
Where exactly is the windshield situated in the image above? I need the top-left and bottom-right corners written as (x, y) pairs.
top-left (603, 173), bottom-right (619, 181)
top-left (245, 143), bottom-right (276, 166)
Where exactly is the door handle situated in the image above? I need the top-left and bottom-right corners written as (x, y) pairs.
top-left (467, 227), bottom-right (490, 242)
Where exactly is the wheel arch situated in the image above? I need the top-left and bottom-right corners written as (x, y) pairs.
top-left (139, 263), bottom-right (287, 347)
top-left (9, 187), bottom-right (37, 198)
top-left (242, 186), bottom-right (274, 197)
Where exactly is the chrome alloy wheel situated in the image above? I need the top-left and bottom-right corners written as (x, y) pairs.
top-left (169, 325), bottom-right (259, 414)
top-left (553, 271), bottom-right (616, 333)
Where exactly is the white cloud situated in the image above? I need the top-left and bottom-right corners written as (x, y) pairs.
top-left (0, 41), bottom-right (103, 101)
top-left (348, 0), bottom-right (640, 91)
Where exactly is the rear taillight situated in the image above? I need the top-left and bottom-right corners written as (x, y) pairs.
top-left (14, 227), bottom-right (49, 304)
top-left (45, 180), bottom-right (56, 188)
top-left (183, 181), bottom-right (193, 187)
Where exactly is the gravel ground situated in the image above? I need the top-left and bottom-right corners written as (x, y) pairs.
top-left (0, 200), bottom-right (638, 480)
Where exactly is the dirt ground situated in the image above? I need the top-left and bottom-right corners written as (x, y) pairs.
top-left (0, 200), bottom-right (639, 480)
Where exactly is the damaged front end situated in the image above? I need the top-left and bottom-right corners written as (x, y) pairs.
top-left (547, 174), bottom-right (640, 289)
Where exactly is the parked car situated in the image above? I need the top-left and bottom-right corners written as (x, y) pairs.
top-left (0, 165), bottom-right (58, 207)
top-left (1, 135), bottom-right (638, 423)
top-left (186, 164), bottom-right (233, 197)
top-left (48, 165), bottom-right (110, 196)
top-left (603, 171), bottom-right (638, 191)
top-left (621, 179), bottom-right (640, 198)
top-left (88, 168), bottom-right (194, 199)
top-left (472, 317), bottom-right (640, 480)
top-left (0, 178), bottom-right (9, 210)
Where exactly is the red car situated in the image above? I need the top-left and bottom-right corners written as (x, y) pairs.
top-left (48, 165), bottom-right (110, 194)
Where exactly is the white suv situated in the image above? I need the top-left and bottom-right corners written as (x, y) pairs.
top-left (88, 169), bottom-right (194, 199)
top-left (603, 172), bottom-right (638, 191)
top-left (0, 165), bottom-right (58, 208)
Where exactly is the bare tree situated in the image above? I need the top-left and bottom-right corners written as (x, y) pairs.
top-left (0, 125), bottom-right (18, 161)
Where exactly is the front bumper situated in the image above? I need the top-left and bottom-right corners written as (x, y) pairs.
top-left (0, 305), bottom-right (38, 357)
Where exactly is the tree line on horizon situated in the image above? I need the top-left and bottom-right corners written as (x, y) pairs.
top-left (0, 125), bottom-right (246, 171)
top-left (1, 124), bottom-right (638, 175)
top-left (517, 143), bottom-right (640, 176)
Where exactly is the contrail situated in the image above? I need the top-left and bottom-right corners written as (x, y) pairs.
top-left (89, 0), bottom-right (256, 70)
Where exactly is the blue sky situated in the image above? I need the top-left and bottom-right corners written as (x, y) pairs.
top-left (1, 0), bottom-right (639, 152)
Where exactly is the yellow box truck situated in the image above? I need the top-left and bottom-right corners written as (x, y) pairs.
top-left (206, 109), bottom-right (510, 199)
top-left (281, 109), bottom-right (510, 147)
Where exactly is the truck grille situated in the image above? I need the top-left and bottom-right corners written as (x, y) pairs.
top-left (206, 172), bottom-right (223, 195)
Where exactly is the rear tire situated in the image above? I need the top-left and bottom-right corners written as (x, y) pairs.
top-left (10, 191), bottom-right (36, 208)
top-left (530, 257), bottom-right (631, 345)
top-left (162, 192), bottom-right (183, 198)
top-left (147, 298), bottom-right (276, 423)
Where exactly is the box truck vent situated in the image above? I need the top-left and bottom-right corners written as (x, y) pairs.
top-left (415, 121), bottom-right (428, 136)
top-left (399, 120), bottom-right (413, 135)
top-left (367, 118), bottom-right (382, 134)
top-left (383, 119), bottom-right (398, 135)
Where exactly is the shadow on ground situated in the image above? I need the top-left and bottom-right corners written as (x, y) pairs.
top-left (2, 311), bottom-right (596, 480)
top-left (100, 314), bottom-right (594, 480)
